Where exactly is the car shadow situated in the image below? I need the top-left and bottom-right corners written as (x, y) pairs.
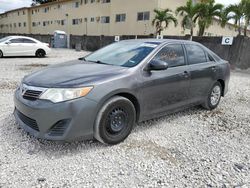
top-left (2, 56), bottom-right (48, 59)
top-left (134, 106), bottom-right (205, 133)
top-left (2, 106), bottom-right (206, 157)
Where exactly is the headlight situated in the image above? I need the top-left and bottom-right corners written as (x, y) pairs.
top-left (39, 87), bottom-right (93, 103)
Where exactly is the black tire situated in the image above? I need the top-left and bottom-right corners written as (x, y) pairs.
top-left (202, 81), bottom-right (222, 110)
top-left (94, 96), bottom-right (136, 145)
top-left (35, 49), bottom-right (46, 58)
top-left (0, 50), bottom-right (3, 58)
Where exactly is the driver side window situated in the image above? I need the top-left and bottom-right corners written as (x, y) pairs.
top-left (153, 44), bottom-right (185, 68)
top-left (10, 38), bottom-right (23, 43)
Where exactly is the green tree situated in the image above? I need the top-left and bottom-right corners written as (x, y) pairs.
top-left (225, 2), bottom-right (245, 36)
top-left (197, 0), bottom-right (224, 36)
top-left (242, 0), bottom-right (250, 36)
top-left (176, 0), bottom-right (200, 37)
top-left (152, 9), bottom-right (178, 36)
top-left (31, 0), bottom-right (56, 5)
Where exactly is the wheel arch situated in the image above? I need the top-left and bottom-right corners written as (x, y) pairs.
top-left (36, 48), bottom-right (46, 55)
top-left (217, 79), bottom-right (225, 96)
top-left (95, 90), bottom-right (141, 123)
top-left (115, 92), bottom-right (140, 122)
top-left (0, 49), bottom-right (3, 57)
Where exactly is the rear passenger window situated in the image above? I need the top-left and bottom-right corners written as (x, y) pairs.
top-left (153, 44), bottom-right (185, 68)
top-left (22, 39), bottom-right (36, 43)
top-left (185, 44), bottom-right (207, 65)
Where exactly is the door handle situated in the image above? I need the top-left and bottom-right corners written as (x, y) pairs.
top-left (211, 66), bottom-right (217, 72)
top-left (181, 71), bottom-right (189, 78)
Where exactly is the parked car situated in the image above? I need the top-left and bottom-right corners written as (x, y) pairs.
top-left (14, 39), bottom-right (230, 145)
top-left (0, 36), bottom-right (51, 58)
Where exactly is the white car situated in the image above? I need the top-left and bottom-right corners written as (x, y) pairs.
top-left (0, 36), bottom-right (51, 58)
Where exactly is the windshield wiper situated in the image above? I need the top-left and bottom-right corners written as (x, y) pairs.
top-left (78, 57), bottom-right (86, 61)
top-left (94, 60), bottom-right (109, 65)
top-left (83, 59), bottom-right (111, 65)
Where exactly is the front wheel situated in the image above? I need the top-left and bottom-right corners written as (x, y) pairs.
top-left (202, 81), bottom-right (222, 110)
top-left (35, 49), bottom-right (46, 58)
top-left (94, 96), bottom-right (136, 145)
top-left (0, 50), bottom-right (3, 58)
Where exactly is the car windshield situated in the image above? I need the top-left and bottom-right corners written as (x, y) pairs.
top-left (84, 41), bottom-right (159, 67)
top-left (0, 36), bottom-right (11, 43)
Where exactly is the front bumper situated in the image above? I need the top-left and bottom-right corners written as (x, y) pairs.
top-left (14, 88), bottom-right (98, 141)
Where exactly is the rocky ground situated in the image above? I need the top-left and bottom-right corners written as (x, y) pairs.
top-left (0, 49), bottom-right (249, 187)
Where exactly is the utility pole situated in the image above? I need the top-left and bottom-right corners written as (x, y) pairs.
top-left (65, 13), bottom-right (70, 48)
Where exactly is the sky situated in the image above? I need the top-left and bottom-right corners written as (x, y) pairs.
top-left (0, 0), bottom-right (241, 13)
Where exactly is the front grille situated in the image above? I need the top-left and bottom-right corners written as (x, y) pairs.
top-left (23, 90), bottom-right (43, 101)
top-left (16, 109), bottom-right (39, 132)
top-left (48, 119), bottom-right (70, 136)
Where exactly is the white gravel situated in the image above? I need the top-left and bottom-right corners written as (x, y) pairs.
top-left (0, 49), bottom-right (249, 187)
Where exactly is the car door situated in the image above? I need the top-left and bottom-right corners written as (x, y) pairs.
top-left (21, 38), bottom-right (37, 55)
top-left (184, 44), bottom-right (218, 103)
top-left (139, 43), bottom-right (190, 119)
top-left (6, 38), bottom-right (23, 56)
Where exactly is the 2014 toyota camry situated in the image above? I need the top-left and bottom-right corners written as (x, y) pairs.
top-left (14, 39), bottom-right (230, 145)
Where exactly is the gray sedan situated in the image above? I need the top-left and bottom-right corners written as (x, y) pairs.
top-left (14, 39), bottom-right (230, 145)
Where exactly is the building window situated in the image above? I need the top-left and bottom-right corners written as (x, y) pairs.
top-left (102, 0), bottom-right (110, 3)
top-left (101, 16), bottom-right (110, 23)
top-left (44, 21), bottom-right (47, 26)
top-left (84, 0), bottom-right (88, 4)
top-left (91, 0), bottom-right (95, 3)
top-left (14, 23), bottom-right (16, 28)
top-left (75, 1), bottom-right (79, 8)
top-left (72, 19), bottom-right (80, 25)
top-left (58, 4), bottom-right (61, 9)
top-left (90, 17), bottom-right (95, 22)
top-left (18, 23), bottom-right (21, 27)
top-left (137, 11), bottom-right (150, 21)
top-left (23, 22), bottom-right (26, 27)
top-left (23, 11), bottom-right (25, 15)
top-left (116, 14), bottom-right (126, 22)
top-left (32, 22), bottom-right (36, 27)
top-left (61, 20), bottom-right (65, 25)
top-left (44, 7), bottom-right (49, 13)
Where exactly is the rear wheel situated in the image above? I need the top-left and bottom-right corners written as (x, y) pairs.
top-left (0, 50), bottom-right (3, 58)
top-left (35, 49), bottom-right (46, 58)
top-left (202, 81), bottom-right (222, 110)
top-left (94, 96), bottom-right (136, 145)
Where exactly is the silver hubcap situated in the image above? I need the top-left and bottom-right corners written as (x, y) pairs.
top-left (210, 85), bottom-right (221, 106)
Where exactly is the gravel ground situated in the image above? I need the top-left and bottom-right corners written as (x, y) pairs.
top-left (0, 49), bottom-right (249, 188)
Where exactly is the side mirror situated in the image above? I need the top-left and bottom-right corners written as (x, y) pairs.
top-left (5, 41), bottom-right (11, 45)
top-left (148, 59), bottom-right (168, 71)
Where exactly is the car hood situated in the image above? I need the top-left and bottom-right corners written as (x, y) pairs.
top-left (23, 60), bottom-right (129, 88)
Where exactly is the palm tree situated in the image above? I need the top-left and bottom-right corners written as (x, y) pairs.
top-left (176, 0), bottom-right (201, 37)
top-left (152, 9), bottom-right (178, 36)
top-left (242, 0), bottom-right (250, 36)
top-left (225, 2), bottom-right (245, 36)
top-left (197, 0), bottom-right (224, 36)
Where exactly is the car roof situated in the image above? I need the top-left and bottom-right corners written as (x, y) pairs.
top-left (120, 38), bottom-right (222, 61)
top-left (121, 38), bottom-right (200, 45)
top-left (8, 36), bottom-right (40, 41)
